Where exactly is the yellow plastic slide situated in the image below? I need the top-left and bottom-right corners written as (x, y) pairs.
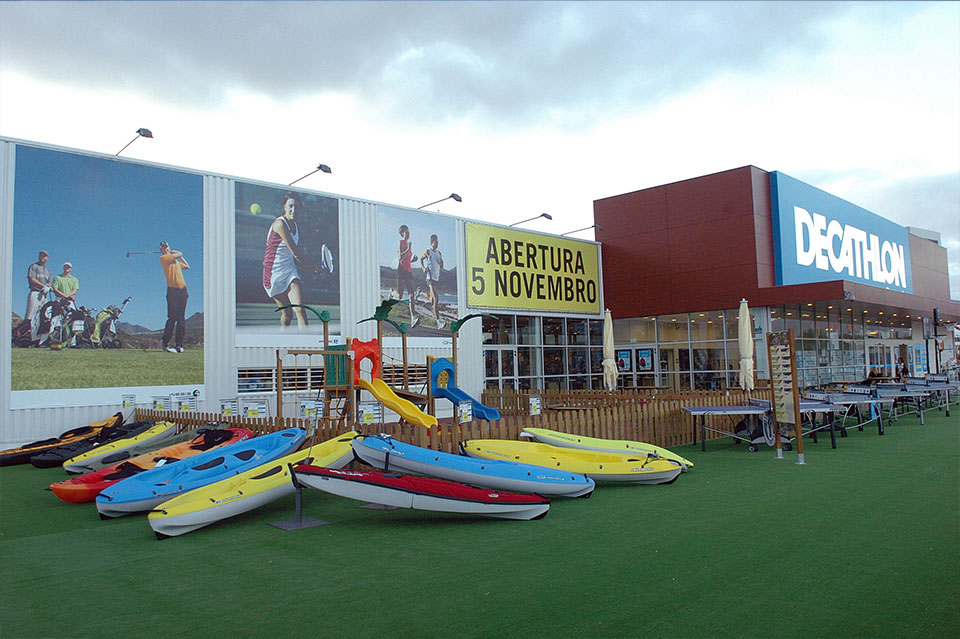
top-left (356, 378), bottom-right (438, 429)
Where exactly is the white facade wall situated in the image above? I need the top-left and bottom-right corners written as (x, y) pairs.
top-left (0, 138), bottom-right (510, 447)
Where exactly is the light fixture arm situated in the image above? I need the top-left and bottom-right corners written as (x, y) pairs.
top-left (418, 193), bottom-right (462, 209)
top-left (509, 212), bottom-right (552, 227)
top-left (116, 128), bottom-right (153, 156)
top-left (560, 223), bottom-right (603, 236)
top-left (289, 163), bottom-right (332, 186)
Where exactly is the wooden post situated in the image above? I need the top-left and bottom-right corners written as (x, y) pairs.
top-left (275, 349), bottom-right (283, 428)
top-left (426, 355), bottom-right (435, 418)
top-left (402, 331), bottom-right (409, 390)
top-left (452, 330), bottom-right (458, 384)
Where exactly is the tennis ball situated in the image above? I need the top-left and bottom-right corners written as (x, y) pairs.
top-left (250, 203), bottom-right (261, 215)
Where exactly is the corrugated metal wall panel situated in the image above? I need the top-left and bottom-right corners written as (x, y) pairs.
top-left (202, 175), bottom-right (237, 410)
top-left (1, 141), bottom-right (15, 442)
top-left (1, 143), bottom-right (490, 447)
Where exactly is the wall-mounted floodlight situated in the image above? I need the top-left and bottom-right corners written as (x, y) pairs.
top-left (560, 223), bottom-right (604, 236)
top-left (289, 163), bottom-right (332, 186)
top-left (509, 212), bottom-right (552, 227)
top-left (418, 193), bottom-right (462, 209)
top-left (116, 128), bottom-right (153, 156)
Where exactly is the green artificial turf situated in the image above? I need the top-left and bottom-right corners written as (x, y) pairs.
top-left (1, 408), bottom-right (958, 638)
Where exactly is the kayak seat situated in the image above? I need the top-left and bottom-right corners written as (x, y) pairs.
top-left (192, 456), bottom-right (225, 471)
top-left (233, 449), bottom-right (256, 461)
top-left (191, 429), bottom-right (233, 450)
top-left (105, 462), bottom-right (147, 481)
top-left (251, 465), bottom-right (283, 480)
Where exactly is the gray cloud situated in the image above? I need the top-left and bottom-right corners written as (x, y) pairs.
top-left (847, 173), bottom-right (960, 300)
top-left (0, 1), bottom-right (917, 128)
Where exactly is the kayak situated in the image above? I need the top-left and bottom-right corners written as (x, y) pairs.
top-left (0, 412), bottom-right (124, 467)
top-left (148, 430), bottom-right (358, 539)
top-left (50, 427), bottom-right (252, 504)
top-left (96, 427), bottom-right (307, 518)
top-left (63, 421), bottom-right (179, 474)
top-left (460, 439), bottom-right (683, 485)
top-left (352, 434), bottom-right (595, 498)
top-left (31, 419), bottom-right (154, 469)
top-left (520, 427), bottom-right (694, 471)
top-left (293, 466), bottom-right (551, 521)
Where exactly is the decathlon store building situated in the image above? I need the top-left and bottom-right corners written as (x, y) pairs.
top-left (595, 166), bottom-right (959, 392)
top-left (0, 137), bottom-right (605, 447)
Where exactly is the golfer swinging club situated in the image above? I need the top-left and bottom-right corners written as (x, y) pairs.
top-left (159, 241), bottom-right (189, 353)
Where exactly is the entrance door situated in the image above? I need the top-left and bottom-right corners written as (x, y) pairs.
top-left (483, 346), bottom-right (518, 390)
top-left (634, 346), bottom-right (659, 388)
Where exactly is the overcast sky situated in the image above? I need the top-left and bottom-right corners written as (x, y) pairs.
top-left (2, 1), bottom-right (958, 299)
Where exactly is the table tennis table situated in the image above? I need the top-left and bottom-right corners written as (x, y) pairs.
top-left (802, 386), bottom-right (894, 436)
top-left (682, 400), bottom-right (838, 452)
top-left (904, 376), bottom-right (958, 418)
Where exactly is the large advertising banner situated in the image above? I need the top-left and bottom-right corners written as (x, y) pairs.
top-left (378, 206), bottom-right (458, 336)
top-left (464, 222), bottom-right (601, 314)
top-left (11, 145), bottom-right (204, 391)
top-left (770, 171), bottom-right (913, 293)
top-left (235, 182), bottom-right (340, 344)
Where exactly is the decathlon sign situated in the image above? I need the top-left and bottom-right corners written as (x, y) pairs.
top-left (770, 172), bottom-right (912, 293)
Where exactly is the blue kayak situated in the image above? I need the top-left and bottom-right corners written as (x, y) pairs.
top-left (96, 427), bottom-right (306, 518)
top-left (351, 434), bottom-right (594, 498)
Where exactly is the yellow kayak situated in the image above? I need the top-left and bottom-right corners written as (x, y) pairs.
top-left (62, 421), bottom-right (179, 474)
top-left (148, 431), bottom-right (358, 539)
top-left (521, 427), bottom-right (694, 471)
top-left (460, 439), bottom-right (683, 485)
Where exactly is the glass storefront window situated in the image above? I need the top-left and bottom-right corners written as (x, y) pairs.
top-left (543, 348), bottom-right (565, 375)
top-left (484, 350), bottom-right (498, 377)
top-left (657, 314), bottom-right (689, 342)
top-left (691, 311), bottom-right (725, 341)
top-left (567, 318), bottom-right (588, 345)
top-left (800, 305), bottom-right (816, 338)
top-left (516, 316), bottom-right (541, 345)
top-left (544, 377), bottom-right (565, 390)
top-left (783, 304), bottom-right (801, 335)
top-left (517, 347), bottom-right (542, 377)
top-left (770, 306), bottom-right (784, 333)
top-left (691, 342), bottom-right (725, 371)
top-left (567, 349), bottom-right (588, 375)
top-left (482, 315), bottom-right (515, 345)
top-left (543, 317), bottom-right (565, 345)
top-left (589, 347), bottom-right (603, 373)
top-left (589, 319), bottom-right (603, 345)
top-left (694, 372), bottom-right (725, 390)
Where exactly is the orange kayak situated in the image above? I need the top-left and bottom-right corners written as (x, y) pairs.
top-left (0, 413), bottom-right (123, 467)
top-left (50, 427), bottom-right (253, 503)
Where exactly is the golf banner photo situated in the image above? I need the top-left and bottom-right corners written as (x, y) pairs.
top-left (234, 181), bottom-right (340, 345)
top-left (464, 222), bottom-right (601, 314)
top-left (10, 144), bottom-right (204, 396)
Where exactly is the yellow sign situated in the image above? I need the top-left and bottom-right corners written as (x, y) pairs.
top-left (465, 223), bottom-right (601, 314)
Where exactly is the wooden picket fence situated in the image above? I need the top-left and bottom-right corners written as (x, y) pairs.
top-left (136, 386), bottom-right (772, 453)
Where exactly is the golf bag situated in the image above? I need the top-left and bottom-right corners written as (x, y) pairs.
top-left (48, 304), bottom-right (93, 349)
top-left (12, 298), bottom-right (72, 348)
top-left (86, 296), bottom-right (131, 349)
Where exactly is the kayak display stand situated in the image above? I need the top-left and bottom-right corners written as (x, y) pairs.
top-left (269, 464), bottom-right (329, 531)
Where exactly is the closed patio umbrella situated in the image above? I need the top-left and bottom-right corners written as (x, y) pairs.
top-left (602, 309), bottom-right (618, 391)
top-left (738, 298), bottom-right (755, 391)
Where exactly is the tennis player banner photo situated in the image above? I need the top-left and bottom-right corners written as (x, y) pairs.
top-left (234, 182), bottom-right (340, 344)
top-left (464, 222), bottom-right (601, 314)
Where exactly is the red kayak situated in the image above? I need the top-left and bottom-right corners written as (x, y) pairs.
top-left (50, 427), bottom-right (253, 504)
top-left (293, 466), bottom-right (551, 521)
